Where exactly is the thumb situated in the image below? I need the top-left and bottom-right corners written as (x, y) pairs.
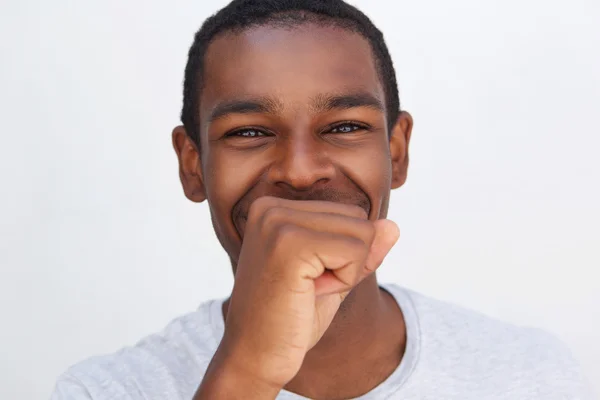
top-left (365, 219), bottom-right (400, 272)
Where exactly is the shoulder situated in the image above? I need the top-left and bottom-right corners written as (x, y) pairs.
top-left (386, 285), bottom-right (594, 398)
top-left (50, 299), bottom-right (223, 400)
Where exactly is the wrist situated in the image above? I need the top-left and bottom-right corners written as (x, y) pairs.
top-left (194, 346), bottom-right (283, 400)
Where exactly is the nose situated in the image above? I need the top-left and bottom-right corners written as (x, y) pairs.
top-left (267, 135), bottom-right (336, 191)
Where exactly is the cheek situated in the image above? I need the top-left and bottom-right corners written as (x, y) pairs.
top-left (203, 150), bottom-right (264, 227)
top-left (344, 140), bottom-right (391, 186)
top-left (337, 141), bottom-right (392, 215)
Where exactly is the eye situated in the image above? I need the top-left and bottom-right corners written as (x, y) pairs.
top-left (327, 122), bottom-right (369, 134)
top-left (226, 128), bottom-right (269, 138)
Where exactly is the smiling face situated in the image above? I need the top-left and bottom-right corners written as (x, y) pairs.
top-left (173, 23), bottom-right (412, 268)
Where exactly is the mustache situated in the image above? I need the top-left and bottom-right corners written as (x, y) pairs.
top-left (231, 186), bottom-right (371, 228)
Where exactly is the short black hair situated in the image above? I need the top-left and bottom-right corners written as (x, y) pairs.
top-left (181, 0), bottom-right (400, 147)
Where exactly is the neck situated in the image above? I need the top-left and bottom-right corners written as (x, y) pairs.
top-left (302, 274), bottom-right (405, 365)
top-left (290, 275), bottom-right (407, 398)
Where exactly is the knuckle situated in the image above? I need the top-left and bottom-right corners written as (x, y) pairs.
top-left (261, 206), bottom-right (286, 227)
top-left (248, 196), bottom-right (279, 222)
top-left (265, 223), bottom-right (300, 253)
top-left (267, 223), bottom-right (304, 258)
top-left (247, 203), bottom-right (262, 223)
top-left (276, 223), bottom-right (302, 244)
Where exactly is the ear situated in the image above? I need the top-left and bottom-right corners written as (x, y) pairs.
top-left (172, 125), bottom-right (206, 203)
top-left (389, 111), bottom-right (413, 189)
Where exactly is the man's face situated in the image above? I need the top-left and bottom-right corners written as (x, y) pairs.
top-left (174, 24), bottom-right (412, 266)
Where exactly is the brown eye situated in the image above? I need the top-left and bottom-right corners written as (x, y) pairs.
top-left (227, 129), bottom-right (268, 138)
top-left (328, 123), bottom-right (367, 134)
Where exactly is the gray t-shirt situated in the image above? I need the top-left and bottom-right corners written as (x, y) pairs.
top-left (51, 284), bottom-right (595, 399)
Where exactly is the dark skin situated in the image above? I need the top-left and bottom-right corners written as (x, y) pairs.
top-left (173, 24), bottom-right (413, 399)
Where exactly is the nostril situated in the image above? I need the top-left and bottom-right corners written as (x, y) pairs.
top-left (275, 177), bottom-right (331, 194)
top-left (270, 153), bottom-right (336, 188)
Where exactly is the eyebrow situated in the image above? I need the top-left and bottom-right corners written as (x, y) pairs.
top-left (208, 97), bottom-right (283, 122)
top-left (207, 91), bottom-right (384, 123)
top-left (311, 92), bottom-right (385, 113)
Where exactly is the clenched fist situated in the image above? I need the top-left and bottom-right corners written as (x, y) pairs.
top-left (195, 196), bottom-right (399, 399)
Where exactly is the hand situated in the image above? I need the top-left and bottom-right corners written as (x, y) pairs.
top-left (198, 196), bottom-right (399, 397)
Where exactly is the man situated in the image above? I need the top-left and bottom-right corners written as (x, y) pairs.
top-left (52, 0), bottom-right (594, 399)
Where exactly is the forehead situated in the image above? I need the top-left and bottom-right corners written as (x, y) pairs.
top-left (200, 24), bottom-right (384, 113)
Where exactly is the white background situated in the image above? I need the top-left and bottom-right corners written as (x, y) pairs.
top-left (1, 0), bottom-right (599, 398)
